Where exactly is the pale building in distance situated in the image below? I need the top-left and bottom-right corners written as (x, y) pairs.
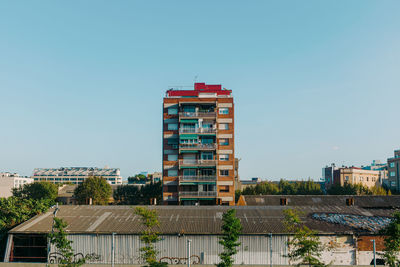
top-left (333, 167), bottom-right (383, 188)
top-left (0, 172), bottom-right (34, 198)
top-left (32, 167), bottom-right (122, 185)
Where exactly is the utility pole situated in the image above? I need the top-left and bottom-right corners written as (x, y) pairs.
top-left (112, 232), bottom-right (116, 267)
top-left (187, 239), bottom-right (192, 267)
top-left (371, 239), bottom-right (376, 267)
top-left (269, 233), bottom-right (273, 267)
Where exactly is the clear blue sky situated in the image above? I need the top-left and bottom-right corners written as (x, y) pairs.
top-left (1, 1), bottom-right (399, 180)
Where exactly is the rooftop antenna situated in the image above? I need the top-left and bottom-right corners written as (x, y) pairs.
top-left (194, 75), bottom-right (198, 83)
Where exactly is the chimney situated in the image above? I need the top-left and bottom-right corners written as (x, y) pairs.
top-left (346, 197), bottom-right (354, 206)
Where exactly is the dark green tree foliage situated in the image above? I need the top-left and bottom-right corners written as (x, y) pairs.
top-left (217, 209), bottom-right (242, 267)
top-left (283, 209), bottom-right (326, 267)
top-left (134, 207), bottom-right (165, 267)
top-left (74, 176), bottom-right (112, 205)
top-left (328, 182), bottom-right (372, 195)
top-left (241, 179), bottom-right (323, 196)
top-left (128, 174), bottom-right (148, 184)
top-left (381, 211), bottom-right (400, 267)
top-left (12, 181), bottom-right (58, 201)
top-left (114, 182), bottom-right (162, 205)
top-left (49, 217), bottom-right (86, 267)
top-left (0, 197), bottom-right (52, 260)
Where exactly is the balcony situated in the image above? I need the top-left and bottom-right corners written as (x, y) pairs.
top-left (179, 159), bottom-right (217, 168)
top-left (179, 112), bottom-right (216, 119)
top-left (179, 175), bottom-right (217, 183)
top-left (179, 191), bottom-right (217, 197)
top-left (179, 143), bottom-right (216, 151)
top-left (179, 128), bottom-right (216, 134)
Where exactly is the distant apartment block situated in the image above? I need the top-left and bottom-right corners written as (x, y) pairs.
top-left (387, 149), bottom-right (400, 192)
top-left (162, 83), bottom-right (235, 205)
top-left (0, 172), bottom-right (34, 198)
top-left (32, 167), bottom-right (122, 185)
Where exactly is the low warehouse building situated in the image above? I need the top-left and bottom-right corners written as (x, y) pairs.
top-left (4, 203), bottom-right (397, 265)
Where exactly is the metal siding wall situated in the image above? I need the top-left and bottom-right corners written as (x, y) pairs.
top-left (60, 234), bottom-right (289, 265)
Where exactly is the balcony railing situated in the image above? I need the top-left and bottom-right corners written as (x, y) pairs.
top-left (179, 191), bottom-right (217, 197)
top-left (179, 128), bottom-right (216, 134)
top-left (179, 159), bottom-right (216, 167)
top-left (179, 143), bottom-right (216, 150)
top-left (179, 175), bottom-right (217, 182)
top-left (179, 112), bottom-right (216, 118)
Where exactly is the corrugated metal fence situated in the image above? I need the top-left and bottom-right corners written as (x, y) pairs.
top-left (52, 234), bottom-right (289, 265)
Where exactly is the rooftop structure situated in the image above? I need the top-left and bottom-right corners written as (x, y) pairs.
top-left (32, 167), bottom-right (122, 185)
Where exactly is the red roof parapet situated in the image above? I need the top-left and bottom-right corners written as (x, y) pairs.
top-left (167, 83), bottom-right (232, 97)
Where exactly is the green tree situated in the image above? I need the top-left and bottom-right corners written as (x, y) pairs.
top-left (128, 174), bottom-right (148, 184)
top-left (371, 185), bottom-right (391, 196)
top-left (217, 209), bottom-right (242, 267)
top-left (12, 181), bottom-right (58, 202)
top-left (327, 182), bottom-right (372, 195)
top-left (114, 182), bottom-right (162, 205)
top-left (74, 176), bottom-right (112, 205)
top-left (0, 197), bottom-right (52, 260)
top-left (381, 211), bottom-right (400, 267)
top-left (283, 209), bottom-right (326, 267)
top-left (49, 217), bottom-right (87, 267)
top-left (134, 207), bottom-right (164, 266)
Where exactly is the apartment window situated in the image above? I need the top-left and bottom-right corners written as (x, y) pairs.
top-left (219, 123), bottom-right (229, 130)
top-left (167, 154), bottom-right (178, 161)
top-left (220, 185), bottom-right (230, 192)
top-left (201, 152), bottom-right (213, 160)
top-left (167, 123), bottom-right (178, 130)
top-left (219, 154), bottom-right (229, 161)
top-left (168, 169), bottom-right (178, 177)
top-left (168, 108), bottom-right (178, 115)
top-left (366, 177), bottom-right (369, 182)
top-left (345, 176), bottom-right (349, 181)
top-left (220, 170), bottom-right (229, 176)
top-left (390, 171), bottom-right (396, 177)
top-left (167, 185), bottom-right (178, 192)
top-left (201, 137), bottom-right (214, 144)
top-left (390, 162), bottom-right (395, 168)
top-left (167, 138), bottom-right (178, 145)
top-left (183, 169), bottom-right (196, 176)
top-left (219, 108), bottom-right (229, 115)
top-left (219, 139), bottom-right (229, 146)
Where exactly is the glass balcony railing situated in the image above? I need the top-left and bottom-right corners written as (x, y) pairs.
top-left (179, 191), bottom-right (217, 197)
top-left (179, 111), bottom-right (216, 118)
top-left (179, 143), bottom-right (216, 150)
top-left (179, 159), bottom-right (216, 167)
top-left (179, 175), bottom-right (217, 182)
top-left (179, 128), bottom-right (216, 134)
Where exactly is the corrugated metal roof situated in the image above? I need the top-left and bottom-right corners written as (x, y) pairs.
top-left (9, 205), bottom-right (396, 235)
top-left (242, 195), bottom-right (400, 208)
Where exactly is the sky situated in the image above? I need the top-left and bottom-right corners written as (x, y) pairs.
top-left (0, 1), bottom-right (399, 181)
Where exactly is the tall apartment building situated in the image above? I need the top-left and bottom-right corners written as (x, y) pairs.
top-left (32, 167), bottom-right (122, 185)
top-left (387, 149), bottom-right (400, 192)
top-left (162, 83), bottom-right (235, 206)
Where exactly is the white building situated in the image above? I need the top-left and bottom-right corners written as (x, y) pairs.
top-left (32, 167), bottom-right (122, 185)
top-left (0, 172), bottom-right (34, 198)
